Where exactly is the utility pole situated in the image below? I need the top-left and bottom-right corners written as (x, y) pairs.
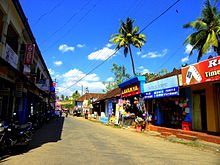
top-left (81, 85), bottom-right (83, 96)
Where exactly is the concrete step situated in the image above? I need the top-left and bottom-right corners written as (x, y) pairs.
top-left (176, 134), bottom-right (198, 141)
top-left (161, 132), bottom-right (173, 136)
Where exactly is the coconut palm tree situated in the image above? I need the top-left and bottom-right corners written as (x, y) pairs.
top-left (109, 17), bottom-right (147, 75)
top-left (183, 0), bottom-right (220, 62)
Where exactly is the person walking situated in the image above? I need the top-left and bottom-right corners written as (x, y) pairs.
top-left (55, 110), bottom-right (60, 120)
top-left (65, 109), bottom-right (69, 117)
top-left (85, 110), bottom-right (88, 119)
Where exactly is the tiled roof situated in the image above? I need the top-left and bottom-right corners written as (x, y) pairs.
top-left (76, 93), bottom-right (105, 102)
top-left (95, 87), bottom-right (121, 102)
top-left (148, 68), bottom-right (181, 82)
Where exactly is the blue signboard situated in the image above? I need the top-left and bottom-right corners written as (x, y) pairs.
top-left (144, 87), bottom-right (179, 99)
top-left (107, 102), bottom-right (113, 118)
top-left (144, 76), bottom-right (178, 92)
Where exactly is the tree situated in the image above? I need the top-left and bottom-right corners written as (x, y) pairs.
top-left (112, 63), bottom-right (131, 83)
top-left (144, 73), bottom-right (159, 82)
top-left (61, 94), bottom-right (65, 101)
top-left (109, 17), bottom-right (147, 75)
top-left (158, 68), bottom-right (168, 75)
top-left (65, 96), bottom-right (69, 101)
top-left (183, 0), bottom-right (220, 62)
top-left (71, 91), bottom-right (81, 107)
top-left (102, 63), bottom-right (131, 92)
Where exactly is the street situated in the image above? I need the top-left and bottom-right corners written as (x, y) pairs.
top-left (1, 116), bottom-right (220, 165)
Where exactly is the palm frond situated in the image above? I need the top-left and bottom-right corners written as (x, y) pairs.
top-left (183, 20), bottom-right (207, 30)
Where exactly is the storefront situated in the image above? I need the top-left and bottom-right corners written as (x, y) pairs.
top-left (143, 75), bottom-right (192, 129)
top-left (118, 76), bottom-right (146, 119)
top-left (181, 56), bottom-right (220, 134)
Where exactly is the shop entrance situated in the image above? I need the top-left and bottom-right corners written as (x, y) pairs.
top-left (192, 90), bottom-right (207, 131)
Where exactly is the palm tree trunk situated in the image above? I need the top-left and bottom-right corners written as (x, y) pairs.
top-left (128, 45), bottom-right (136, 76)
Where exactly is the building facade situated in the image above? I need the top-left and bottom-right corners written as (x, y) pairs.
top-left (0, 0), bottom-right (54, 123)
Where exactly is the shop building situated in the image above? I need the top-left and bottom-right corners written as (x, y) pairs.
top-left (76, 93), bottom-right (104, 114)
top-left (118, 76), bottom-right (146, 116)
top-left (143, 70), bottom-right (192, 129)
top-left (0, 0), bottom-right (54, 122)
top-left (93, 87), bottom-right (121, 117)
top-left (181, 56), bottom-right (220, 134)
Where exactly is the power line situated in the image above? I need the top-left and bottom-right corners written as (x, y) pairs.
top-left (42, 1), bottom-right (99, 53)
top-left (139, 0), bottom-right (181, 33)
top-left (58, 49), bottom-right (118, 93)
top-left (33, 0), bottom-right (64, 26)
top-left (57, 0), bottom-right (183, 94)
top-left (41, 0), bottom-right (91, 44)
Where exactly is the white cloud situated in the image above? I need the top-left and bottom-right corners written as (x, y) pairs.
top-left (185, 44), bottom-right (193, 54)
top-left (88, 47), bottom-right (116, 60)
top-left (77, 44), bottom-right (85, 48)
top-left (56, 68), bottom-right (105, 96)
top-left (106, 77), bottom-right (114, 82)
top-left (181, 56), bottom-right (189, 63)
top-left (54, 61), bottom-right (63, 66)
top-left (137, 66), bottom-right (150, 74)
top-left (138, 66), bottom-right (144, 70)
top-left (62, 69), bottom-right (99, 82)
top-left (58, 44), bottom-right (75, 53)
top-left (141, 49), bottom-right (168, 58)
top-left (48, 68), bottom-right (55, 75)
top-left (137, 51), bottom-right (142, 56)
top-left (106, 43), bottom-right (113, 48)
top-left (181, 44), bottom-right (193, 63)
top-left (142, 69), bottom-right (150, 74)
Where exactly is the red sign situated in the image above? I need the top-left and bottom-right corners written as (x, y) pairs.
top-left (24, 44), bottom-right (35, 64)
top-left (182, 56), bottom-right (220, 86)
top-left (52, 83), bottom-right (56, 87)
top-left (121, 83), bottom-right (140, 97)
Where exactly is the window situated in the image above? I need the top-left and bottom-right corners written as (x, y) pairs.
top-left (6, 24), bottom-right (18, 53)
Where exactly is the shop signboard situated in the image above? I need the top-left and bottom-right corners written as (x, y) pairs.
top-left (107, 101), bottom-right (113, 118)
top-left (182, 56), bottom-right (220, 86)
top-left (143, 76), bottom-right (179, 99)
top-left (36, 79), bottom-right (50, 92)
top-left (24, 44), bottom-right (35, 65)
top-left (144, 87), bottom-right (179, 99)
top-left (121, 83), bottom-right (140, 97)
top-left (4, 44), bottom-right (18, 69)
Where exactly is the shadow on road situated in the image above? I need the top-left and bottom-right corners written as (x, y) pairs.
top-left (0, 117), bottom-right (65, 162)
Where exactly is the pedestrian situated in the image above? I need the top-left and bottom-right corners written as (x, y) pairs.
top-left (60, 109), bottom-right (63, 117)
top-left (55, 110), bottom-right (60, 120)
top-left (65, 109), bottom-right (69, 117)
top-left (85, 110), bottom-right (88, 119)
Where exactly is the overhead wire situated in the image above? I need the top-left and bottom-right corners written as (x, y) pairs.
top-left (58, 49), bottom-right (118, 93)
top-left (42, 1), bottom-right (99, 53)
top-left (69, 0), bottom-right (145, 84)
top-left (139, 0), bottom-right (181, 33)
top-left (33, 0), bottom-right (64, 26)
top-left (41, 0), bottom-right (91, 44)
top-left (57, 0), bottom-right (183, 93)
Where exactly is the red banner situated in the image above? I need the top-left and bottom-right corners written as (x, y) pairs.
top-left (121, 83), bottom-right (140, 97)
top-left (182, 56), bottom-right (220, 86)
top-left (24, 44), bottom-right (35, 64)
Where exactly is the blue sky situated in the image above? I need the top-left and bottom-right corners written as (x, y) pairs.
top-left (19, 0), bottom-right (209, 96)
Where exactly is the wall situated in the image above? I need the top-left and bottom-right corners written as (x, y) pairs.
top-left (191, 83), bottom-right (219, 133)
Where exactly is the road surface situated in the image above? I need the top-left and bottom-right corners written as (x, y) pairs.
top-left (1, 116), bottom-right (219, 165)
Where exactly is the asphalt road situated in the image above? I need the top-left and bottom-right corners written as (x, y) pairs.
top-left (1, 116), bottom-right (220, 165)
